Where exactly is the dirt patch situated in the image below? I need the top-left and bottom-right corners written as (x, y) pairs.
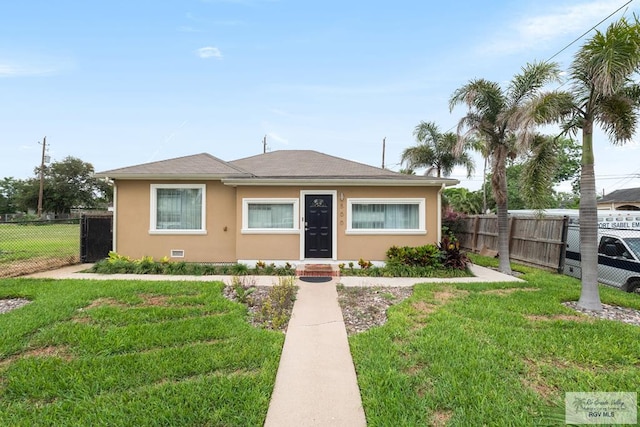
top-left (80, 294), bottom-right (172, 312)
top-left (0, 345), bottom-right (73, 369)
top-left (403, 361), bottom-right (428, 376)
top-left (83, 298), bottom-right (128, 310)
top-left (521, 359), bottom-right (558, 400)
top-left (481, 287), bottom-right (539, 296)
top-left (521, 375), bottom-right (557, 401)
top-left (411, 300), bottom-right (435, 315)
top-left (23, 346), bottom-right (73, 360)
top-left (433, 288), bottom-right (469, 304)
top-left (430, 409), bottom-right (453, 427)
top-left (138, 294), bottom-right (171, 306)
top-left (409, 288), bottom-right (468, 315)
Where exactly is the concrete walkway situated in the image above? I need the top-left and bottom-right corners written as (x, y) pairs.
top-left (264, 279), bottom-right (366, 427)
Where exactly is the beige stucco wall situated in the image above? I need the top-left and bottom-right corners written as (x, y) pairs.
top-left (235, 186), bottom-right (302, 261)
top-left (114, 180), bottom-right (237, 262)
top-left (597, 201), bottom-right (640, 210)
top-left (338, 186), bottom-right (440, 261)
top-left (114, 180), bottom-right (442, 263)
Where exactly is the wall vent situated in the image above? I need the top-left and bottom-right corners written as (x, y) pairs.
top-left (170, 249), bottom-right (185, 258)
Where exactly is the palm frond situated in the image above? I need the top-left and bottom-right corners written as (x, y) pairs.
top-left (508, 61), bottom-right (562, 104)
top-left (412, 121), bottom-right (440, 144)
top-left (596, 93), bottom-right (638, 143)
top-left (573, 16), bottom-right (640, 97)
top-left (520, 135), bottom-right (558, 210)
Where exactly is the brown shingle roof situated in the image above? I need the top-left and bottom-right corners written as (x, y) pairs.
top-left (600, 187), bottom-right (640, 203)
top-left (96, 153), bottom-right (250, 179)
top-left (230, 150), bottom-right (409, 179)
top-left (96, 150), bottom-right (458, 186)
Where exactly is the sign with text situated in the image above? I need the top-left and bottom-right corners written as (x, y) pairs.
top-left (566, 392), bottom-right (637, 425)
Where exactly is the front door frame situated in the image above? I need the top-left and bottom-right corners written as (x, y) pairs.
top-left (300, 190), bottom-right (337, 261)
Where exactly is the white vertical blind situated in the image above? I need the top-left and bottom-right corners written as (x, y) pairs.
top-left (352, 203), bottom-right (419, 229)
top-left (156, 188), bottom-right (202, 229)
top-left (248, 203), bottom-right (293, 228)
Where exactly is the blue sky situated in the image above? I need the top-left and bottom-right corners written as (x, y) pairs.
top-left (2, 0), bottom-right (640, 194)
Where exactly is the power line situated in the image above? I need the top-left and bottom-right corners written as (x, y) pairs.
top-left (546, 0), bottom-right (633, 63)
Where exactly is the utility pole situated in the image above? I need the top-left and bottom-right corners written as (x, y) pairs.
top-left (381, 137), bottom-right (386, 169)
top-left (263, 135), bottom-right (267, 153)
top-left (37, 136), bottom-right (47, 218)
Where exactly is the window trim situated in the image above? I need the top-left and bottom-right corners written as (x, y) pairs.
top-left (242, 198), bottom-right (300, 234)
top-left (346, 198), bottom-right (426, 235)
top-left (149, 184), bottom-right (207, 235)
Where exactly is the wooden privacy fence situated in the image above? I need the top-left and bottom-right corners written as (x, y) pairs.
top-left (457, 214), bottom-right (569, 272)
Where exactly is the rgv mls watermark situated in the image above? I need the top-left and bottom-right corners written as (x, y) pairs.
top-left (566, 392), bottom-right (637, 425)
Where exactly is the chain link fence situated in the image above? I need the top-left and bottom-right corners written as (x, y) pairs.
top-left (565, 215), bottom-right (640, 293)
top-left (0, 219), bottom-right (80, 278)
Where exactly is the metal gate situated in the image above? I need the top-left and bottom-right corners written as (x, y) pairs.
top-left (80, 214), bottom-right (113, 262)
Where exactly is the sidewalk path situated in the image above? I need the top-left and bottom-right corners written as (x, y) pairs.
top-left (264, 279), bottom-right (367, 427)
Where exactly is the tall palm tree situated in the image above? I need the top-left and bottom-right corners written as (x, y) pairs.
top-left (467, 137), bottom-right (490, 213)
top-left (563, 17), bottom-right (640, 311)
top-left (450, 62), bottom-right (565, 274)
top-left (401, 121), bottom-right (475, 178)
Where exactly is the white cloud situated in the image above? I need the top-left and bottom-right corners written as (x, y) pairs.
top-left (0, 62), bottom-right (57, 77)
top-left (480, 1), bottom-right (634, 56)
top-left (196, 46), bottom-right (222, 59)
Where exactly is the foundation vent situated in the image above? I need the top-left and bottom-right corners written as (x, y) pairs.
top-left (170, 249), bottom-right (185, 258)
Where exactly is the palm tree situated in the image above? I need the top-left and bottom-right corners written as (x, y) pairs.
top-left (563, 17), bottom-right (640, 310)
top-left (450, 62), bottom-right (564, 274)
top-left (401, 121), bottom-right (475, 178)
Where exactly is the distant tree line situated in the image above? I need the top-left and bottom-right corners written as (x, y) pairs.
top-left (0, 156), bottom-right (112, 217)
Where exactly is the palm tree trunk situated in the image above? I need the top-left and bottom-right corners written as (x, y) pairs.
top-left (492, 146), bottom-right (512, 274)
top-left (482, 156), bottom-right (488, 213)
top-left (578, 121), bottom-right (602, 310)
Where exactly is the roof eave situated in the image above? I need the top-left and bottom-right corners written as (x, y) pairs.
top-left (95, 173), bottom-right (245, 180)
top-left (221, 177), bottom-right (460, 187)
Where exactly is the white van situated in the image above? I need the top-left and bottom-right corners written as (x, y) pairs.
top-left (562, 211), bottom-right (640, 293)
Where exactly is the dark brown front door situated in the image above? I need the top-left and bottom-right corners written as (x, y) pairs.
top-left (304, 195), bottom-right (332, 258)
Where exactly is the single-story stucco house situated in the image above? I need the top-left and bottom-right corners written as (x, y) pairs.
top-left (95, 150), bottom-right (458, 265)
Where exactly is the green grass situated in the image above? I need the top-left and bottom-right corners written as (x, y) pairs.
top-left (0, 278), bottom-right (283, 426)
top-left (0, 223), bottom-right (79, 263)
top-left (350, 257), bottom-right (640, 426)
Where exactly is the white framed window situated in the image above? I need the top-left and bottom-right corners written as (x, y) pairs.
top-left (150, 184), bottom-right (206, 234)
top-left (347, 198), bottom-right (426, 235)
top-left (242, 198), bottom-right (299, 234)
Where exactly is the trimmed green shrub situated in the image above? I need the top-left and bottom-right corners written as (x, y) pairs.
top-left (386, 244), bottom-right (442, 268)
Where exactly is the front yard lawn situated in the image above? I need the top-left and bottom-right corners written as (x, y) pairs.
top-left (0, 278), bottom-right (283, 426)
top-left (350, 260), bottom-right (640, 426)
